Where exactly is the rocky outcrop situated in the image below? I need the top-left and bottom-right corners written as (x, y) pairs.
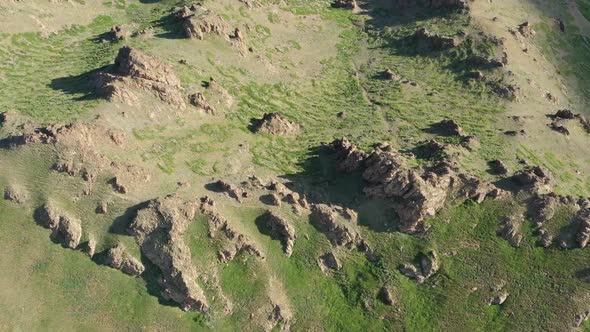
top-left (310, 204), bottom-right (361, 248)
top-left (37, 203), bottom-right (82, 249)
top-left (400, 250), bottom-right (440, 284)
top-left (467, 54), bottom-right (504, 68)
top-left (252, 113), bottom-right (299, 136)
top-left (549, 120), bottom-right (570, 135)
top-left (378, 286), bottom-right (396, 306)
top-left (95, 46), bottom-right (185, 108)
top-left (3, 184), bottom-right (28, 204)
top-left (329, 139), bottom-right (502, 233)
top-left (413, 28), bottom-right (459, 50)
top-left (576, 208), bottom-right (590, 248)
top-left (435, 119), bottom-right (466, 136)
top-left (214, 180), bottom-right (249, 202)
top-left (513, 166), bottom-right (554, 193)
top-left (328, 137), bottom-right (368, 172)
top-left (109, 25), bottom-right (131, 40)
top-left (265, 180), bottom-right (309, 214)
top-left (176, 5), bottom-right (230, 40)
top-left (262, 211), bottom-right (296, 257)
top-left (518, 22), bottom-right (535, 38)
top-left (489, 292), bottom-right (510, 305)
top-left (129, 195), bottom-right (208, 312)
top-left (104, 243), bottom-right (145, 276)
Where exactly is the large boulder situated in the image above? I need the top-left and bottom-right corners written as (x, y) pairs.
top-left (513, 166), bottom-right (555, 193)
top-left (252, 113), bottom-right (299, 136)
top-left (114, 46), bottom-right (181, 87)
top-left (37, 203), bottom-right (82, 249)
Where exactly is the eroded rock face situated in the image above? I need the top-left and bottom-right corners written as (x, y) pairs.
top-left (129, 194), bottom-right (208, 312)
top-left (37, 203), bottom-right (83, 249)
top-left (263, 211), bottom-right (296, 257)
top-left (115, 46), bottom-right (181, 87)
top-left (310, 204), bottom-right (361, 248)
top-left (104, 243), bottom-right (145, 277)
top-left (253, 113), bottom-right (299, 136)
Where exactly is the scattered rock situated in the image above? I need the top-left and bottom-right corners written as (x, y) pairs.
top-left (252, 113), bottom-right (299, 136)
top-left (109, 25), bottom-right (131, 40)
top-left (317, 252), bottom-right (342, 272)
top-left (518, 22), bottom-right (535, 38)
top-left (189, 92), bottom-right (216, 114)
top-left (85, 237), bottom-right (97, 257)
top-left (96, 201), bottom-right (108, 214)
top-left (56, 216), bottom-right (83, 249)
top-left (104, 243), bottom-right (145, 277)
top-left (382, 68), bottom-right (402, 81)
top-left (549, 121), bottom-right (570, 135)
top-left (378, 286), bottom-right (396, 306)
top-left (489, 160), bottom-right (509, 175)
top-left (215, 180), bottom-right (248, 202)
top-left (3, 184), bottom-right (28, 204)
top-left (489, 292), bottom-right (510, 305)
top-left (555, 109), bottom-right (575, 120)
top-left (435, 119), bottom-right (466, 136)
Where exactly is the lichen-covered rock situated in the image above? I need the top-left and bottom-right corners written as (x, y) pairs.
top-left (104, 243), bottom-right (145, 277)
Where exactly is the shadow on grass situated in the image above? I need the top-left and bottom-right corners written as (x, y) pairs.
top-left (109, 200), bottom-right (151, 235)
top-left (48, 65), bottom-right (112, 102)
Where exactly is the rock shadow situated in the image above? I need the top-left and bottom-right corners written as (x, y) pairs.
top-left (49, 65), bottom-right (112, 101)
top-left (109, 200), bottom-right (151, 235)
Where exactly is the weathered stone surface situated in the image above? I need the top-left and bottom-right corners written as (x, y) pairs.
top-left (328, 138), bottom-right (368, 172)
top-left (318, 252), bottom-right (342, 272)
top-left (513, 166), bottom-right (554, 193)
top-left (3, 184), bottom-right (28, 204)
top-left (400, 250), bottom-right (440, 284)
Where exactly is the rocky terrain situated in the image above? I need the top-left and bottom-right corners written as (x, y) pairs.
top-left (2, 0), bottom-right (590, 331)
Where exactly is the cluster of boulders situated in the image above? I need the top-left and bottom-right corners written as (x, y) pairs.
top-left (329, 136), bottom-right (504, 233)
top-left (263, 179), bottom-right (310, 214)
top-left (94, 46), bottom-right (185, 108)
top-left (215, 179), bottom-right (249, 202)
top-left (37, 202), bottom-right (83, 250)
top-left (252, 112), bottom-right (299, 136)
top-left (400, 250), bottom-right (440, 284)
top-left (128, 194), bottom-right (208, 312)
